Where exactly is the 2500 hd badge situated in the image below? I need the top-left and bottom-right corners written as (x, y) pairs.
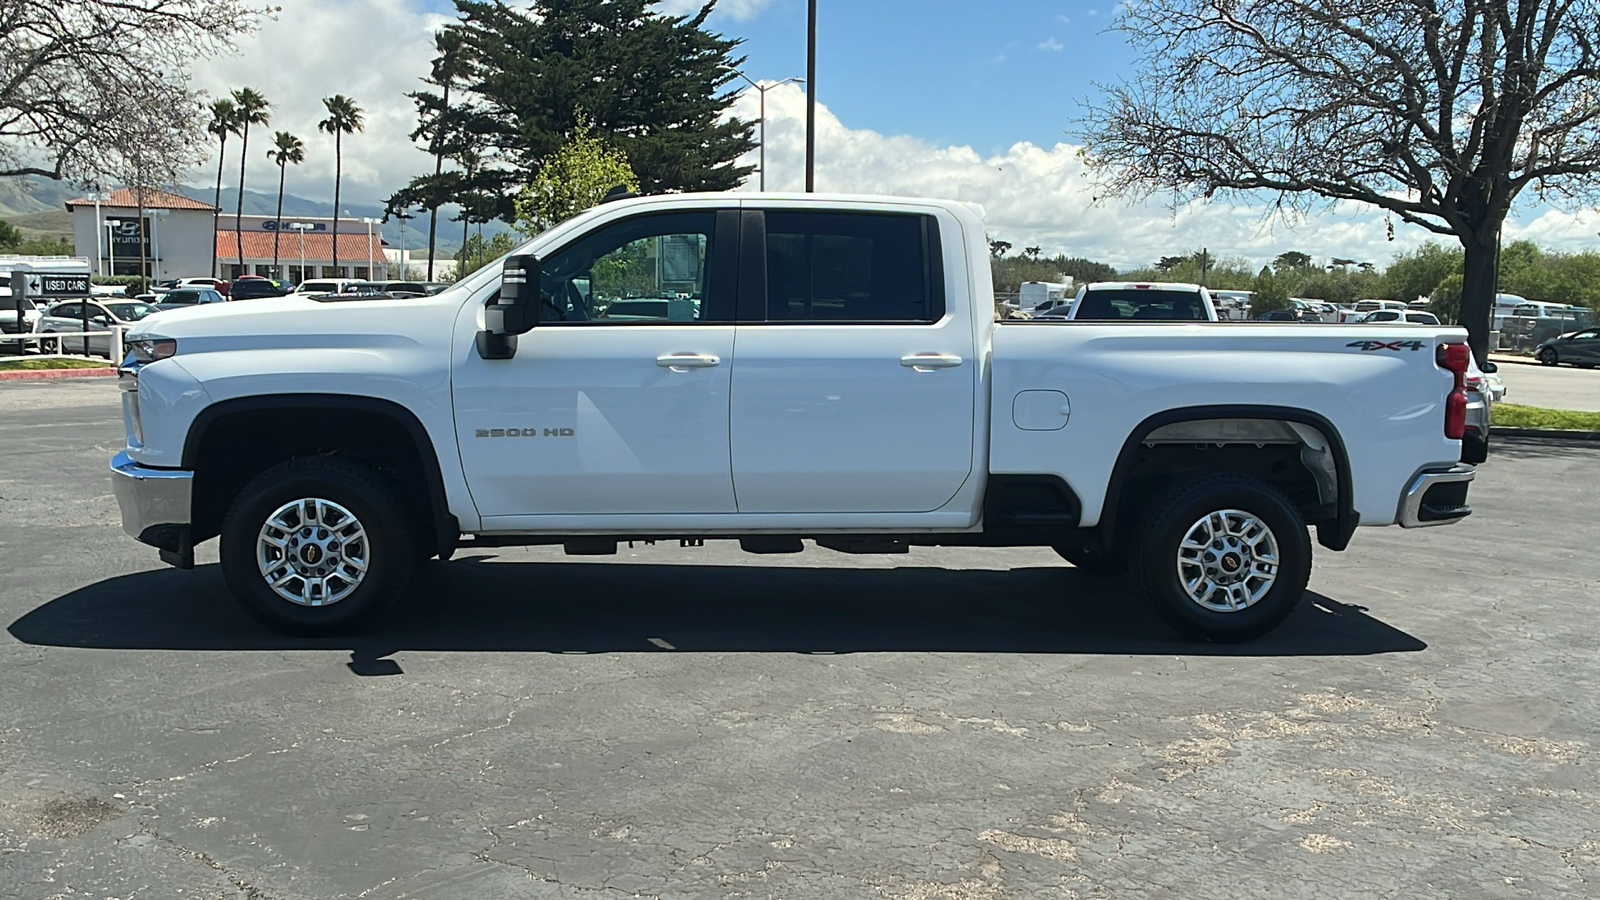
top-left (475, 427), bottom-right (575, 437)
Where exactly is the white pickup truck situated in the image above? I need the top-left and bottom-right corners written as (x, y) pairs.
top-left (111, 193), bottom-right (1477, 642)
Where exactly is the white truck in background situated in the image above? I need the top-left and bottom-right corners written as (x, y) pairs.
top-left (112, 193), bottom-right (1477, 643)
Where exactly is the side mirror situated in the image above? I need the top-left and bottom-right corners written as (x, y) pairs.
top-left (1481, 361), bottom-right (1498, 374)
top-left (478, 254), bottom-right (539, 360)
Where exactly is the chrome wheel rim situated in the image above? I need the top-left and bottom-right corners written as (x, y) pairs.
top-left (256, 498), bottom-right (369, 607)
top-left (1176, 509), bottom-right (1280, 613)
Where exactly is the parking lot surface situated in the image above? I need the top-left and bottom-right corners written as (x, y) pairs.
top-left (2, 379), bottom-right (1597, 899)
top-left (1493, 358), bottom-right (1600, 412)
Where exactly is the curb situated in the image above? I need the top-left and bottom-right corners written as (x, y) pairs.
top-left (1487, 355), bottom-right (1542, 368)
top-left (1492, 426), bottom-right (1600, 444)
top-left (0, 367), bottom-right (118, 382)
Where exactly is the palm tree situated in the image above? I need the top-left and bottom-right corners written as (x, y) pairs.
top-left (266, 131), bottom-right (306, 277)
top-left (207, 98), bottom-right (239, 278)
top-left (318, 95), bottom-right (365, 276)
top-left (230, 88), bottom-right (271, 274)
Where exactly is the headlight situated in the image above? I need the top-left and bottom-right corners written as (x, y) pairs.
top-left (129, 337), bottom-right (177, 363)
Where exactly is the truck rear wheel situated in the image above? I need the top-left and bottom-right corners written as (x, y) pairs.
top-left (220, 457), bottom-right (415, 636)
top-left (1131, 474), bottom-right (1310, 643)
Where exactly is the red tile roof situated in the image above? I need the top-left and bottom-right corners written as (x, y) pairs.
top-left (65, 187), bottom-right (217, 211)
top-left (216, 231), bottom-right (387, 263)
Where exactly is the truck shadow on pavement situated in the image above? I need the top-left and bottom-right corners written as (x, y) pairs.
top-left (10, 556), bottom-right (1425, 665)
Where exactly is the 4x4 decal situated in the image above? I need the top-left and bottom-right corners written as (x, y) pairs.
top-left (1346, 339), bottom-right (1426, 352)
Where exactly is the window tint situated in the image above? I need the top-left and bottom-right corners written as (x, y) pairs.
top-left (51, 303), bottom-right (83, 318)
top-left (539, 212), bottom-right (716, 324)
top-left (1074, 289), bottom-right (1207, 321)
top-left (763, 211), bottom-right (938, 322)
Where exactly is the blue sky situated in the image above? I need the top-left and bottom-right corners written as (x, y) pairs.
top-left (717, 0), bottom-right (1132, 156)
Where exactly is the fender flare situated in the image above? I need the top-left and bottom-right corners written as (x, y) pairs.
top-left (182, 393), bottom-right (459, 557)
top-left (1098, 404), bottom-right (1357, 551)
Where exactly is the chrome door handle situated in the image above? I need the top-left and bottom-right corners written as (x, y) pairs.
top-left (900, 352), bottom-right (963, 370)
top-left (656, 352), bottom-right (721, 369)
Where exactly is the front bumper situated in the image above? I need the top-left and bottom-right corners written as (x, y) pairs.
top-left (1398, 463), bottom-right (1475, 527)
top-left (110, 450), bottom-right (194, 566)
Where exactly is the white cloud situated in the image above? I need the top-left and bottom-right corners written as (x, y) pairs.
top-left (730, 84), bottom-right (1600, 270)
top-left (1039, 37), bottom-right (1064, 51)
top-left (189, 0), bottom-right (448, 209)
top-left (1056, 13), bottom-right (1072, 23)
top-left (658, 0), bottom-right (775, 20)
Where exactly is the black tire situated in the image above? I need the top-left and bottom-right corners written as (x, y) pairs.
top-left (1052, 542), bottom-right (1128, 576)
top-left (1131, 474), bottom-right (1311, 643)
top-left (220, 457), bottom-right (415, 636)
top-left (1538, 347), bottom-right (1559, 366)
top-left (40, 336), bottom-right (59, 354)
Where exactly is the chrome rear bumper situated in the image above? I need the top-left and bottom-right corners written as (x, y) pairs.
top-left (1398, 463), bottom-right (1475, 527)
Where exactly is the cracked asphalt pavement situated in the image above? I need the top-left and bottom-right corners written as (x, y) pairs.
top-left (2, 379), bottom-right (1597, 899)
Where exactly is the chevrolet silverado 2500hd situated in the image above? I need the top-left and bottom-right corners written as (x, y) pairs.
top-left (111, 193), bottom-right (1477, 641)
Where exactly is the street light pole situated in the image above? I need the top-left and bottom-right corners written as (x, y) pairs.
top-left (727, 71), bottom-right (804, 191)
top-left (104, 221), bottom-right (117, 281)
top-left (394, 210), bottom-right (415, 280)
top-left (805, 0), bottom-right (817, 192)
top-left (361, 217), bottom-right (381, 280)
top-left (288, 222), bottom-right (313, 285)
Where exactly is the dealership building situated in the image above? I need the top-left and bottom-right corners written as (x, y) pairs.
top-left (68, 188), bottom-right (393, 283)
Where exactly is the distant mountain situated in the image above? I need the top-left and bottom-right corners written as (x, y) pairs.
top-left (0, 176), bottom-right (81, 217)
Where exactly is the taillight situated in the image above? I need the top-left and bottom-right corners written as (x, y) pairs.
top-left (1437, 342), bottom-right (1470, 439)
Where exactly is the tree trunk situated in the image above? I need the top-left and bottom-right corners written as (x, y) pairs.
top-left (1459, 232), bottom-right (1500, 365)
top-left (236, 125), bottom-right (250, 274)
top-left (273, 164), bottom-right (285, 275)
top-left (212, 136), bottom-right (227, 278)
top-left (426, 81), bottom-right (449, 281)
top-left (331, 131), bottom-right (342, 278)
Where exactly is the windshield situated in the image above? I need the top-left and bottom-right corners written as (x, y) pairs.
top-left (1075, 289), bottom-right (1208, 321)
top-left (106, 302), bottom-right (158, 322)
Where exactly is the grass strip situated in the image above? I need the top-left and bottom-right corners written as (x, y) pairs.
top-left (1492, 402), bottom-right (1600, 431)
top-left (0, 357), bottom-right (110, 371)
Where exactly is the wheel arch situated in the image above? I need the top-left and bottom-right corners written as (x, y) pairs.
top-left (182, 394), bottom-right (458, 557)
top-left (1097, 405), bottom-right (1357, 552)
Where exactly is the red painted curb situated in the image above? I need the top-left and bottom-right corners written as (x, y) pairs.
top-left (0, 367), bottom-right (118, 381)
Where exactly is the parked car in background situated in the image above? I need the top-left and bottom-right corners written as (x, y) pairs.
top-left (1535, 326), bottom-right (1600, 367)
top-left (1354, 299), bottom-right (1409, 316)
top-left (0, 293), bottom-right (45, 351)
top-left (153, 288), bottom-right (226, 311)
top-left (1066, 282), bottom-right (1218, 321)
top-left (229, 277), bottom-right (292, 300)
top-left (1255, 308), bottom-right (1299, 322)
top-left (36, 300), bottom-right (160, 357)
top-left (178, 277), bottom-right (230, 297)
top-left (1356, 309), bottom-right (1442, 325)
top-left (292, 279), bottom-right (365, 296)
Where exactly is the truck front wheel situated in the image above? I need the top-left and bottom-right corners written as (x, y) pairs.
top-left (1131, 474), bottom-right (1311, 643)
top-left (220, 457), bottom-right (415, 636)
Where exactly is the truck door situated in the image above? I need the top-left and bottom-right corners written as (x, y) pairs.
top-left (454, 209), bottom-right (740, 517)
top-left (729, 209), bottom-right (976, 513)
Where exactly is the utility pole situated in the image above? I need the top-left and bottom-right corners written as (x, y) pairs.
top-left (805, 0), bottom-right (817, 192)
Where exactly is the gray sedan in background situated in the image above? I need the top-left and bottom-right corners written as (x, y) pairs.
top-left (36, 300), bottom-right (161, 358)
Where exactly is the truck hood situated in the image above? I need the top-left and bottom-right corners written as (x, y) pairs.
top-left (125, 291), bottom-right (465, 353)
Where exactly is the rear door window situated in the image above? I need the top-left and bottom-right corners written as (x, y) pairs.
top-left (761, 211), bottom-right (941, 322)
